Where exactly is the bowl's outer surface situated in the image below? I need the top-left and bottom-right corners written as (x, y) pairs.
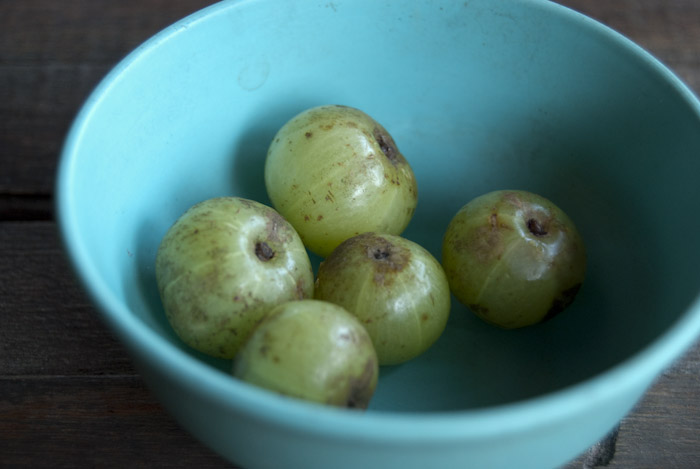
top-left (57, 0), bottom-right (700, 467)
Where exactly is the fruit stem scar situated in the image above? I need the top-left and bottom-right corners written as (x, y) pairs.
top-left (372, 127), bottom-right (400, 164)
top-left (372, 248), bottom-right (390, 260)
top-left (255, 241), bottom-right (275, 261)
top-left (527, 218), bottom-right (547, 236)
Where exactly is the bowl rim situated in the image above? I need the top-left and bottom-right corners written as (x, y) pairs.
top-left (56, 0), bottom-right (700, 442)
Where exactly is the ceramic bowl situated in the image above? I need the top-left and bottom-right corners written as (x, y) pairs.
top-left (56, 0), bottom-right (700, 467)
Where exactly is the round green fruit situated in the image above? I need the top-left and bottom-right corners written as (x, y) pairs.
top-left (442, 190), bottom-right (586, 329)
top-left (233, 299), bottom-right (379, 408)
top-left (315, 232), bottom-right (451, 365)
top-left (155, 197), bottom-right (314, 359)
top-left (264, 105), bottom-right (418, 258)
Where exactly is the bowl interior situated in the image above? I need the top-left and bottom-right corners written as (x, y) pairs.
top-left (60, 0), bottom-right (700, 412)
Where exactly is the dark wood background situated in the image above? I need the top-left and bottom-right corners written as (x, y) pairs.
top-left (2, 1), bottom-right (699, 467)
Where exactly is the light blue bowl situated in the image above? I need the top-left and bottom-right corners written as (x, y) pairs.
top-left (56, 0), bottom-right (700, 467)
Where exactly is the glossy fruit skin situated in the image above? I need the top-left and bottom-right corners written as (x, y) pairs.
top-left (155, 197), bottom-right (314, 359)
top-left (442, 190), bottom-right (586, 329)
top-left (264, 105), bottom-right (418, 258)
top-left (314, 232), bottom-right (451, 365)
top-left (233, 299), bottom-right (379, 408)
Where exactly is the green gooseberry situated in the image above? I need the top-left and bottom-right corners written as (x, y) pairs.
top-left (315, 232), bottom-right (451, 365)
top-left (155, 197), bottom-right (314, 358)
top-left (264, 105), bottom-right (418, 258)
top-left (442, 190), bottom-right (586, 329)
top-left (233, 299), bottom-right (379, 408)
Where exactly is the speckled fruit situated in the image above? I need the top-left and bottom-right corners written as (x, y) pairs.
top-left (442, 190), bottom-right (586, 329)
top-left (155, 197), bottom-right (314, 359)
top-left (264, 105), bottom-right (418, 258)
top-left (314, 232), bottom-right (451, 365)
top-left (233, 299), bottom-right (379, 408)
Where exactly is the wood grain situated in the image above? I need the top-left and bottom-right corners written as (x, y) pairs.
top-left (0, 222), bottom-right (134, 377)
top-left (1, 376), bottom-right (233, 467)
top-left (1, 220), bottom-right (698, 468)
top-left (556, 0), bottom-right (700, 90)
top-left (2, 0), bottom-right (700, 468)
top-left (0, 0), bottom-right (218, 196)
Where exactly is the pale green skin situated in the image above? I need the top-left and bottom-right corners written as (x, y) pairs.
top-left (155, 197), bottom-right (314, 359)
top-left (315, 233), bottom-right (451, 365)
top-left (264, 105), bottom-right (418, 258)
top-left (233, 300), bottom-right (379, 408)
top-left (442, 190), bottom-right (586, 329)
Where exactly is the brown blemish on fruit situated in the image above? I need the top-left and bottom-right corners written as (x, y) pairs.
top-left (305, 131), bottom-right (313, 138)
top-left (206, 245), bottom-right (229, 259)
top-left (344, 356), bottom-right (377, 409)
top-left (304, 214), bottom-right (311, 221)
top-left (543, 283), bottom-right (582, 321)
top-left (318, 233), bottom-right (411, 288)
top-left (467, 224), bottom-right (504, 264)
top-left (503, 191), bottom-right (524, 208)
top-left (421, 313), bottom-right (429, 322)
top-left (183, 304), bottom-right (209, 325)
top-left (364, 235), bottom-right (411, 286)
top-left (295, 278), bottom-right (308, 299)
top-left (264, 209), bottom-right (293, 244)
top-left (317, 215), bottom-right (324, 221)
top-left (490, 213), bottom-right (498, 230)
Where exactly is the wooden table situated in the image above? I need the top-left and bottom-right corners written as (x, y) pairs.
top-left (2, 1), bottom-right (699, 467)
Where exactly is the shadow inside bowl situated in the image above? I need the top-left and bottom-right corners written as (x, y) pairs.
top-left (122, 97), bottom-right (333, 374)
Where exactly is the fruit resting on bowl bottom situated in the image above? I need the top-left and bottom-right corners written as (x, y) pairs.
top-left (233, 299), bottom-right (379, 408)
top-left (442, 190), bottom-right (587, 329)
top-left (315, 232), bottom-right (451, 365)
top-left (154, 197), bottom-right (314, 359)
